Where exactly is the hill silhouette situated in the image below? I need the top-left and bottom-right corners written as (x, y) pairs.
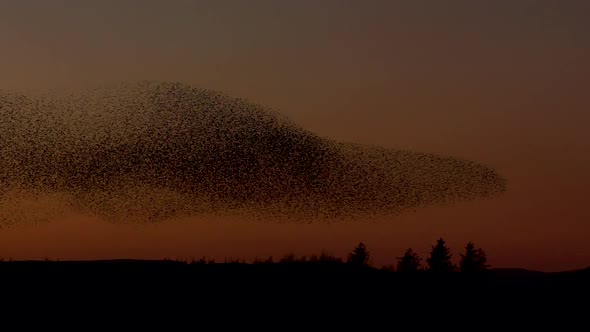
top-left (1, 259), bottom-right (587, 301)
top-left (0, 81), bottom-right (505, 223)
top-left (0, 237), bottom-right (586, 316)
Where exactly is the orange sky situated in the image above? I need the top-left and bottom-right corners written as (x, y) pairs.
top-left (0, 1), bottom-right (589, 271)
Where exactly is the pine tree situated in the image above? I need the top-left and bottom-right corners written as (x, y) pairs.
top-left (459, 242), bottom-right (489, 272)
top-left (396, 248), bottom-right (421, 272)
top-left (426, 238), bottom-right (454, 272)
top-left (347, 242), bottom-right (370, 266)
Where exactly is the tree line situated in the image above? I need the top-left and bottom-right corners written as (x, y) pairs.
top-left (347, 238), bottom-right (489, 273)
top-left (162, 237), bottom-right (490, 272)
top-left (210, 237), bottom-right (489, 273)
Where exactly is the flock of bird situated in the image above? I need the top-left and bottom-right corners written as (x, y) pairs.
top-left (0, 81), bottom-right (505, 224)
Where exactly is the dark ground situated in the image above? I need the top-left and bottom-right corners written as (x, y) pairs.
top-left (1, 260), bottom-right (588, 324)
top-left (2, 259), bottom-right (588, 297)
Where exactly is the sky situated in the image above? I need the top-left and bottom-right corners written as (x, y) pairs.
top-left (0, 0), bottom-right (589, 271)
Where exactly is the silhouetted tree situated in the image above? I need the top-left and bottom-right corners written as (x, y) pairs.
top-left (224, 257), bottom-right (244, 264)
top-left (459, 242), bottom-right (489, 272)
top-left (280, 253), bottom-right (296, 263)
top-left (426, 238), bottom-right (455, 272)
top-left (253, 256), bottom-right (274, 264)
top-left (191, 256), bottom-right (214, 265)
top-left (347, 242), bottom-right (370, 266)
top-left (318, 252), bottom-right (342, 263)
top-left (396, 248), bottom-right (421, 272)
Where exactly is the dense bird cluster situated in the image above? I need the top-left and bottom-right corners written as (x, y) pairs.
top-left (0, 81), bottom-right (505, 224)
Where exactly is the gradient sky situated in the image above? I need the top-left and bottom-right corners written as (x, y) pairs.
top-left (0, 0), bottom-right (589, 271)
